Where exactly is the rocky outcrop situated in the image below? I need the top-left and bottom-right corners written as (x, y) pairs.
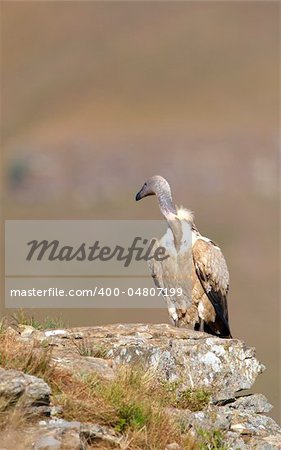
top-left (18, 324), bottom-right (265, 400)
top-left (0, 367), bottom-right (51, 408)
top-left (0, 323), bottom-right (280, 449)
top-left (33, 420), bottom-right (122, 450)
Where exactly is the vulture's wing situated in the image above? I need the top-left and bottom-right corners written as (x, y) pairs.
top-left (192, 238), bottom-right (231, 338)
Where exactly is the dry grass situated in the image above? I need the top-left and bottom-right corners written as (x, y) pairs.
top-left (49, 367), bottom-right (213, 449)
top-left (0, 331), bottom-right (54, 382)
top-left (0, 409), bottom-right (37, 450)
top-left (0, 398), bottom-right (31, 431)
top-left (52, 368), bottom-right (187, 449)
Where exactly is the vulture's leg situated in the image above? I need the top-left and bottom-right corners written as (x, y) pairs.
top-left (203, 322), bottom-right (217, 336)
top-left (194, 318), bottom-right (204, 332)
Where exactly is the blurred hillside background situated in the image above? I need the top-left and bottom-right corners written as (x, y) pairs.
top-left (1, 2), bottom-right (280, 421)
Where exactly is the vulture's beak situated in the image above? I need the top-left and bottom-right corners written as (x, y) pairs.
top-left (135, 190), bottom-right (143, 201)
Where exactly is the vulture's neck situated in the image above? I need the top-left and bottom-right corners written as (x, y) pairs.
top-left (157, 191), bottom-right (177, 217)
top-left (157, 191), bottom-right (183, 251)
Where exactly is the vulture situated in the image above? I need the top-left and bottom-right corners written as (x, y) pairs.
top-left (135, 175), bottom-right (232, 338)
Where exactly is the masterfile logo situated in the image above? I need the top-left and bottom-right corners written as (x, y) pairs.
top-left (26, 237), bottom-right (168, 267)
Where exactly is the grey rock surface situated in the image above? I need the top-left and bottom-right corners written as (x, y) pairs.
top-left (0, 367), bottom-right (51, 407)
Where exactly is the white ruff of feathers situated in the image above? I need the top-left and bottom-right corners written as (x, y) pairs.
top-left (176, 207), bottom-right (194, 222)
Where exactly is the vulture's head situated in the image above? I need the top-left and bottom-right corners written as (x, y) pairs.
top-left (135, 175), bottom-right (171, 201)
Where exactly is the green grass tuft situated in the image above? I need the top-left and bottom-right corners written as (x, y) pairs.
top-left (12, 309), bottom-right (65, 330)
top-left (114, 402), bottom-right (149, 432)
top-left (197, 429), bottom-right (229, 450)
top-left (162, 380), bottom-right (211, 411)
top-left (73, 338), bottom-right (108, 358)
